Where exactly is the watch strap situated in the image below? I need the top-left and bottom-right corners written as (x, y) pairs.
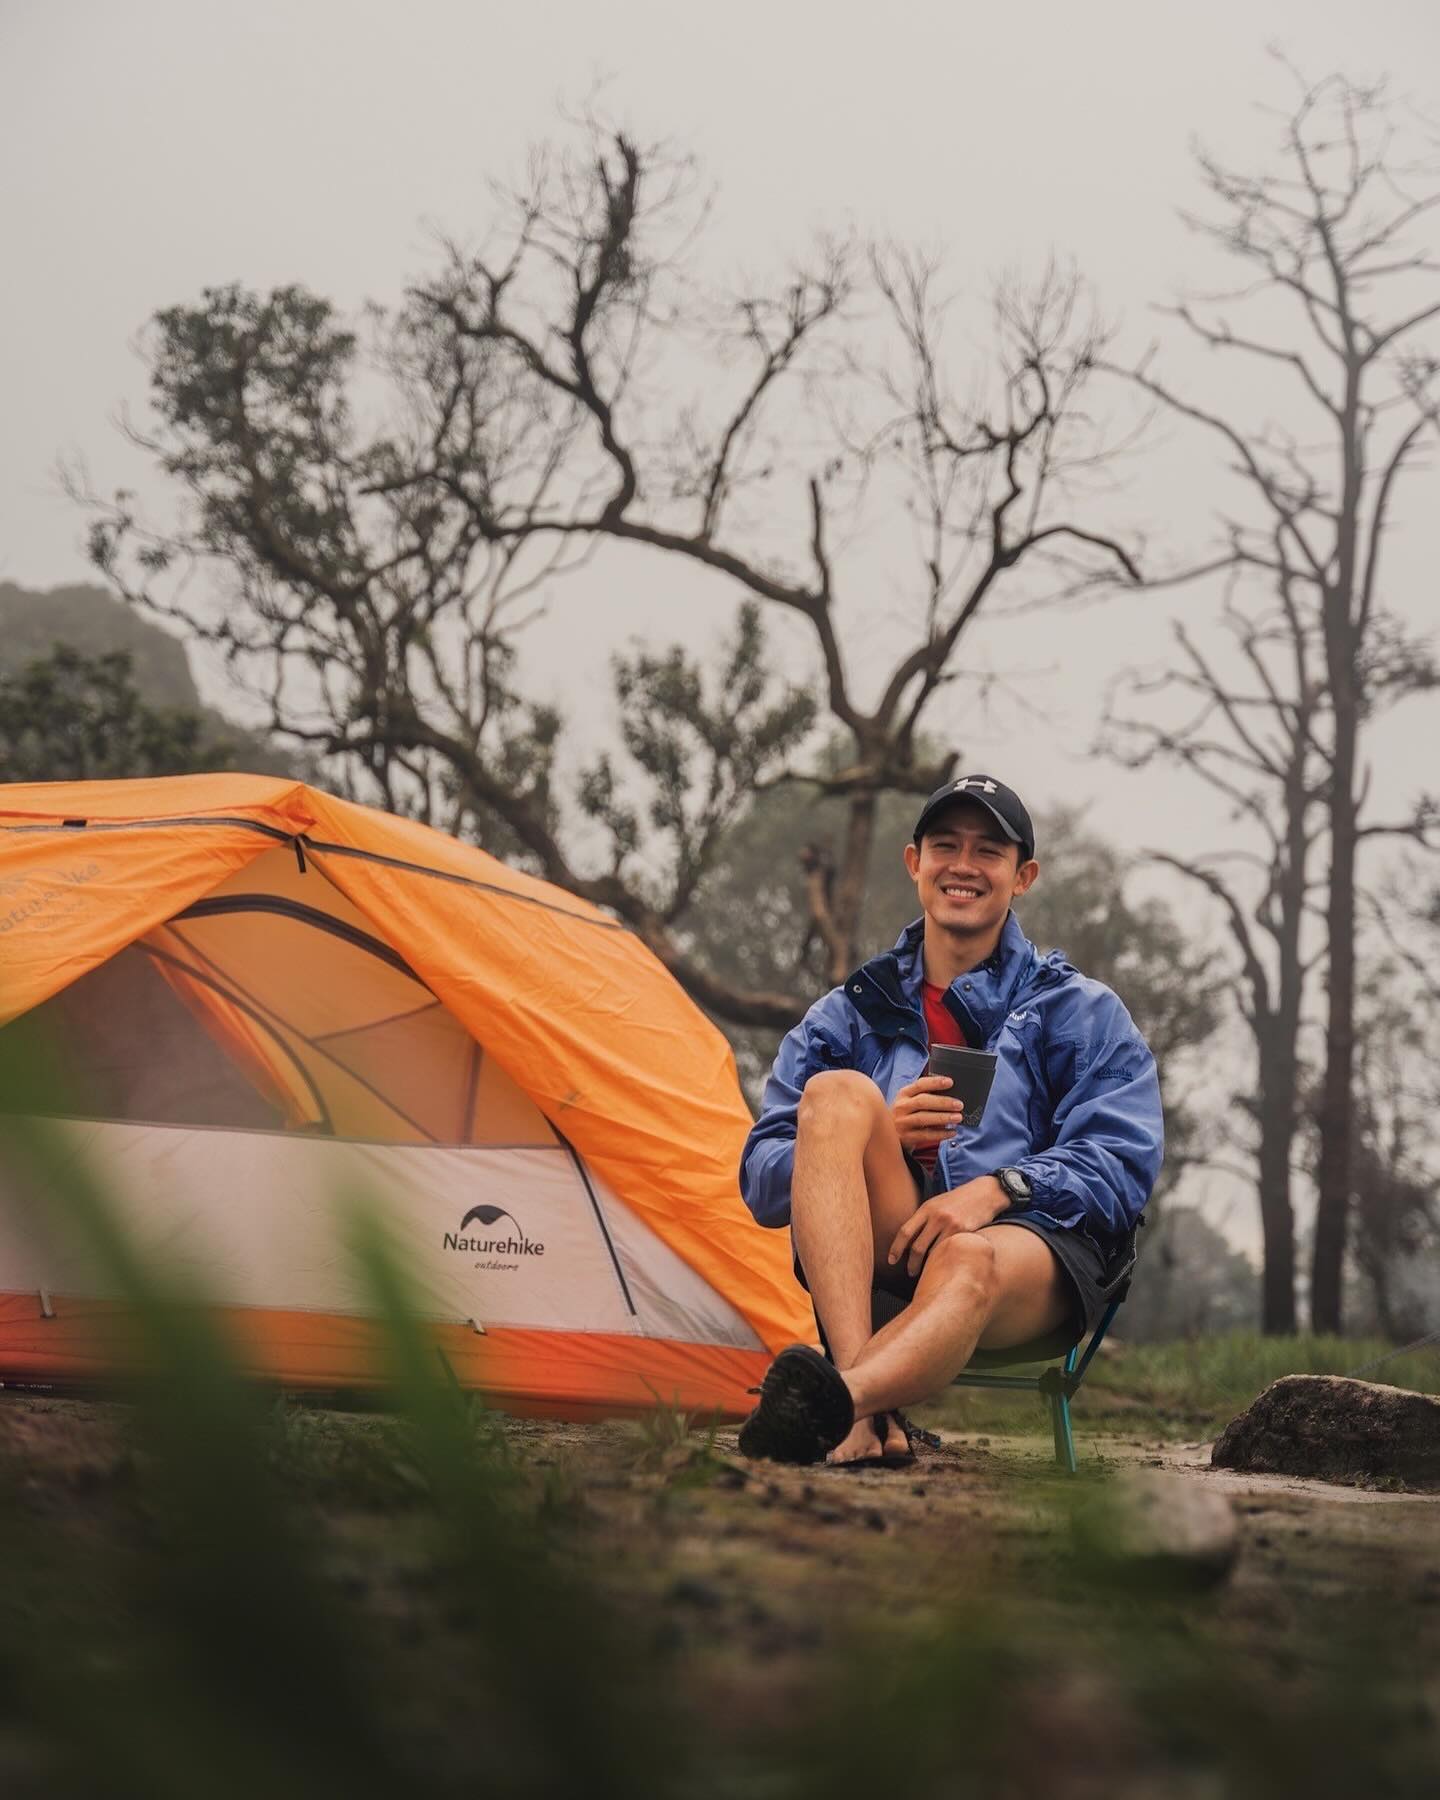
top-left (992, 1166), bottom-right (1031, 1205)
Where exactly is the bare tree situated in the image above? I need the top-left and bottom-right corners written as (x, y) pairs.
top-left (1108, 69), bottom-right (1440, 1330)
top-left (83, 124), bottom-right (1140, 1033)
top-left (1101, 566), bottom-right (1327, 1332)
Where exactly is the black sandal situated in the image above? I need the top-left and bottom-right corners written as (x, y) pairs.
top-left (737, 1345), bottom-right (855, 1464)
top-left (893, 1410), bottom-right (941, 1452)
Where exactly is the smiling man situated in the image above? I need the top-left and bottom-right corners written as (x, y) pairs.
top-left (736, 774), bottom-right (1164, 1466)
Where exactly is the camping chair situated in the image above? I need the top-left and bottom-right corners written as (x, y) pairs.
top-left (868, 1223), bottom-right (1141, 1475)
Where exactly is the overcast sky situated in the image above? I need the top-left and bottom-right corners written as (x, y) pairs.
top-left (3, 10), bottom-right (1437, 860)
top-left (5, 0), bottom-right (1439, 1245)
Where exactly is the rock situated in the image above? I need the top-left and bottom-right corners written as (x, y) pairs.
top-left (1074, 1469), bottom-right (1239, 1590)
top-left (1117, 1469), bottom-right (1239, 1587)
top-left (1212, 1375), bottom-right (1440, 1491)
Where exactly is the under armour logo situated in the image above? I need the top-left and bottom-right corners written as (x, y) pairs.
top-left (953, 777), bottom-right (998, 795)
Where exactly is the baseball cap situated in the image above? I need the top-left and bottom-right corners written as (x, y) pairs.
top-left (912, 774), bottom-right (1036, 862)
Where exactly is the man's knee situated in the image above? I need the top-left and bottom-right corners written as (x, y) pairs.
top-left (924, 1231), bottom-right (999, 1307)
top-left (797, 1068), bottom-right (883, 1132)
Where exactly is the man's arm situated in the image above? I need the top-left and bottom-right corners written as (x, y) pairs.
top-left (1011, 1001), bottom-right (1164, 1240)
top-left (886, 1171), bottom-right (1010, 1275)
top-left (739, 1012), bottom-right (823, 1229)
top-left (740, 992), bottom-right (964, 1228)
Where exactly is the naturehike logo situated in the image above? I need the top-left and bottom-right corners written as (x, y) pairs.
top-left (443, 1203), bottom-right (545, 1260)
top-left (0, 860), bottom-right (103, 934)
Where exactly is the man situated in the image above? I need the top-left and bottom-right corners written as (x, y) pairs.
top-left (737, 774), bottom-right (1163, 1466)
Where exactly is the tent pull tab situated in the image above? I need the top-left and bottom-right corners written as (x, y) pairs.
top-left (292, 835), bottom-right (308, 875)
top-left (38, 1289), bottom-right (55, 1320)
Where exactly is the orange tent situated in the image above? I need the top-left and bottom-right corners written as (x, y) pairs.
top-left (0, 774), bottom-right (812, 1417)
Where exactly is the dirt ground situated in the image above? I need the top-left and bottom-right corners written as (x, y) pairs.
top-left (3, 1388), bottom-right (1439, 1796)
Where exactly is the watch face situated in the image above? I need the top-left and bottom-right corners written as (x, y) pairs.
top-left (1002, 1168), bottom-right (1031, 1202)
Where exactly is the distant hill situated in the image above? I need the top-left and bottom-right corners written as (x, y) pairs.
top-left (0, 581), bottom-right (306, 779)
top-left (0, 581), bottom-right (199, 707)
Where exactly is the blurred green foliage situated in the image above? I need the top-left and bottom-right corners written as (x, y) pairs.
top-left (0, 1100), bottom-right (681, 1798)
top-left (1, 1062), bottom-right (1436, 1796)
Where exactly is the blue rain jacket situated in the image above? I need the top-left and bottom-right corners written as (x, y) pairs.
top-left (740, 912), bottom-right (1163, 1255)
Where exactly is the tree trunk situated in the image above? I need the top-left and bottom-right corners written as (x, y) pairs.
top-left (1255, 1035), bottom-right (1299, 1334)
top-left (1256, 725), bottom-right (1311, 1336)
top-left (1313, 688), bottom-right (1358, 1333)
top-left (827, 788), bottom-right (878, 983)
top-left (1312, 324), bottom-right (1365, 1339)
top-left (1369, 1257), bottom-right (1398, 1342)
top-left (1311, 434), bottom-right (1363, 1336)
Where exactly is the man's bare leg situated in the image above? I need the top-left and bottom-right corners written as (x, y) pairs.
top-left (842, 1225), bottom-right (1072, 1424)
top-left (788, 1070), bottom-right (922, 1463)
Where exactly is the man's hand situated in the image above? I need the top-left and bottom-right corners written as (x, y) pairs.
top-left (888, 1175), bottom-right (1008, 1278)
top-left (889, 1075), bottom-right (965, 1151)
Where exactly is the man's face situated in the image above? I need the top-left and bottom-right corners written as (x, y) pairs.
top-left (902, 801), bottom-right (1039, 938)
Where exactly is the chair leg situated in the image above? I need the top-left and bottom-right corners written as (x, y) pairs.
top-left (1050, 1389), bottom-right (1077, 1474)
top-left (1050, 1343), bottom-right (1079, 1473)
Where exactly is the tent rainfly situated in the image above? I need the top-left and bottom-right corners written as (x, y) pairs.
top-left (0, 775), bottom-right (814, 1418)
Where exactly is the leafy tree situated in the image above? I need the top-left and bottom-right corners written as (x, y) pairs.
top-left (0, 583), bottom-right (311, 784)
top-left (83, 120), bottom-right (1139, 1031)
top-left (0, 647), bottom-right (240, 782)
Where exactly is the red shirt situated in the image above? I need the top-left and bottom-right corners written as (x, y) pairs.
top-left (914, 981), bottom-right (967, 1171)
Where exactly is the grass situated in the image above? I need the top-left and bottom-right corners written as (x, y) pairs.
top-left (6, 1337), bottom-right (1440, 1797)
top-left (919, 1330), bottom-right (1440, 1442)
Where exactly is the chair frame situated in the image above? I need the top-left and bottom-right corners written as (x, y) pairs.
top-left (845, 1224), bottom-right (1141, 1475)
top-left (950, 1295), bottom-right (1124, 1474)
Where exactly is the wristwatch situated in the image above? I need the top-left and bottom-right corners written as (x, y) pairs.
top-left (992, 1166), bottom-right (1033, 1206)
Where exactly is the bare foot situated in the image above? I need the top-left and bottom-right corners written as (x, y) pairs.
top-left (826, 1415), bottom-right (885, 1465)
top-left (880, 1412), bottom-right (911, 1460)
